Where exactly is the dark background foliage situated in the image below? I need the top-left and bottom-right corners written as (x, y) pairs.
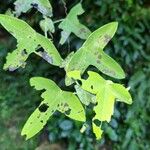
top-left (0, 0), bottom-right (150, 149)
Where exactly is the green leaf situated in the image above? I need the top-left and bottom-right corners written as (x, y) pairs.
top-left (0, 14), bottom-right (62, 71)
top-left (92, 122), bottom-right (103, 140)
top-left (94, 91), bottom-right (115, 122)
top-left (14, 0), bottom-right (53, 17)
top-left (39, 17), bottom-right (55, 34)
top-left (66, 22), bottom-right (125, 84)
top-left (110, 84), bottom-right (132, 104)
top-left (21, 77), bottom-right (85, 139)
top-left (68, 71), bottom-right (132, 122)
top-left (58, 3), bottom-right (91, 44)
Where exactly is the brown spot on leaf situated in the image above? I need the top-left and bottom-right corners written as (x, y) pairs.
top-left (37, 114), bottom-right (40, 118)
top-left (64, 103), bottom-right (69, 107)
top-left (65, 108), bottom-right (71, 115)
top-left (96, 60), bottom-right (101, 64)
top-left (98, 54), bottom-right (102, 59)
top-left (78, 110), bottom-right (83, 113)
top-left (94, 51), bottom-right (99, 55)
top-left (104, 34), bottom-right (111, 43)
top-left (80, 28), bottom-right (87, 34)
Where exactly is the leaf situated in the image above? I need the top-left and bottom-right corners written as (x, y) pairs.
top-left (94, 91), bottom-right (115, 122)
top-left (39, 17), bottom-right (55, 34)
top-left (14, 0), bottom-right (53, 17)
top-left (0, 14), bottom-right (62, 71)
top-left (68, 71), bottom-right (132, 122)
top-left (92, 122), bottom-right (103, 140)
top-left (110, 83), bottom-right (132, 104)
top-left (58, 3), bottom-right (91, 44)
top-left (66, 22), bottom-right (125, 84)
top-left (21, 77), bottom-right (85, 139)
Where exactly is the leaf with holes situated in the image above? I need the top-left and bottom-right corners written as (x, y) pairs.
top-left (0, 14), bottom-right (62, 71)
top-left (65, 22), bottom-right (125, 85)
top-left (58, 3), bottom-right (91, 44)
top-left (21, 77), bottom-right (85, 139)
top-left (68, 70), bottom-right (132, 122)
top-left (14, 0), bottom-right (53, 17)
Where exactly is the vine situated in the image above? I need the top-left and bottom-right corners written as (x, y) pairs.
top-left (0, 1), bottom-right (132, 140)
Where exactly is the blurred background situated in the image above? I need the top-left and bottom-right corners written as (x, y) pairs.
top-left (0, 0), bottom-right (150, 149)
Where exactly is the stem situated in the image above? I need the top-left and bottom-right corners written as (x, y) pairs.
top-left (53, 19), bottom-right (64, 24)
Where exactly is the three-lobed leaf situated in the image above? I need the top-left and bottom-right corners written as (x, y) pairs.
top-left (58, 3), bottom-right (91, 44)
top-left (65, 22), bottom-right (125, 86)
top-left (0, 14), bottom-right (62, 71)
top-left (21, 77), bottom-right (85, 139)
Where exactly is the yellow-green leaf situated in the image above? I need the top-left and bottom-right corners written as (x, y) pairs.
top-left (21, 77), bottom-right (85, 139)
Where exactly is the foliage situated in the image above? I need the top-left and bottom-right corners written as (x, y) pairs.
top-left (0, 0), bottom-right (149, 149)
top-left (0, 9), bottom-right (132, 141)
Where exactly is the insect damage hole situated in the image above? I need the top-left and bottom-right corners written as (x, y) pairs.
top-left (65, 108), bottom-right (71, 115)
top-left (38, 103), bottom-right (49, 112)
top-left (77, 80), bottom-right (82, 86)
top-left (93, 119), bottom-right (101, 126)
top-left (31, 3), bottom-right (38, 9)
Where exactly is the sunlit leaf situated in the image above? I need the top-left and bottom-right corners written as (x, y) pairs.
top-left (68, 71), bottom-right (132, 123)
top-left (0, 14), bottom-right (62, 71)
top-left (58, 3), bottom-right (91, 44)
top-left (92, 122), bottom-right (103, 140)
top-left (21, 77), bottom-right (85, 139)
